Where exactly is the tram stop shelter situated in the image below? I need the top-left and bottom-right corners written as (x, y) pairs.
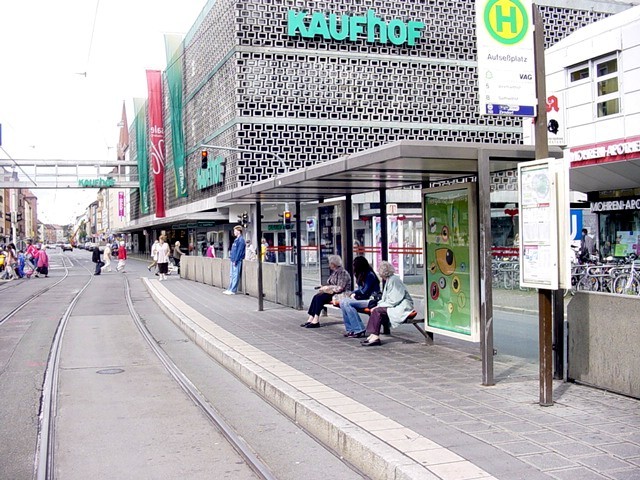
top-left (217, 140), bottom-right (563, 385)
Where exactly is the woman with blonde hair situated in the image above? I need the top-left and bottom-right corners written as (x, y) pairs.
top-left (361, 261), bottom-right (413, 347)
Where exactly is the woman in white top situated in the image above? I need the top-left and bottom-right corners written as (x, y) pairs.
top-left (156, 235), bottom-right (171, 281)
top-left (102, 243), bottom-right (112, 272)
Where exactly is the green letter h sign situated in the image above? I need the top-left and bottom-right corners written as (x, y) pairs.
top-left (495, 6), bottom-right (517, 34)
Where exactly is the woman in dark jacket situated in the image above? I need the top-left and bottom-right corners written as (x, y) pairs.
top-left (301, 255), bottom-right (351, 329)
top-left (92, 246), bottom-right (103, 275)
top-left (339, 256), bottom-right (380, 338)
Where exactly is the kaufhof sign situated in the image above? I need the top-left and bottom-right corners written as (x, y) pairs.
top-left (287, 9), bottom-right (425, 46)
top-left (571, 136), bottom-right (640, 166)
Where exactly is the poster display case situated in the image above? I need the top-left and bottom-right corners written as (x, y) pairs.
top-left (423, 184), bottom-right (479, 342)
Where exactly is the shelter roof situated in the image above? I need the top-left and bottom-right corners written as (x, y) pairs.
top-left (217, 141), bottom-right (562, 203)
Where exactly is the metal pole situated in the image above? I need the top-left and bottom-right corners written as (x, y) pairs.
top-left (379, 188), bottom-right (388, 260)
top-left (256, 201), bottom-right (264, 312)
top-left (533, 5), bottom-right (553, 406)
top-left (295, 201), bottom-right (303, 310)
top-left (478, 149), bottom-right (495, 386)
top-left (345, 194), bottom-right (353, 273)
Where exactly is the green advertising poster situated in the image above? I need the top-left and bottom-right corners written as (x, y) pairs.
top-left (424, 185), bottom-right (476, 340)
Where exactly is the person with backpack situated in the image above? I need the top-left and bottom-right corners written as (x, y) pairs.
top-left (579, 228), bottom-right (596, 263)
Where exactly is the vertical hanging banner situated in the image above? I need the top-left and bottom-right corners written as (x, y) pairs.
top-left (165, 34), bottom-right (188, 198)
top-left (133, 97), bottom-right (150, 214)
top-left (476, 0), bottom-right (536, 117)
top-left (116, 101), bottom-right (129, 160)
top-left (146, 70), bottom-right (166, 218)
top-left (118, 191), bottom-right (125, 217)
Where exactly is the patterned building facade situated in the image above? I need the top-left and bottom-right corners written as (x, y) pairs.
top-left (128, 0), bottom-right (635, 226)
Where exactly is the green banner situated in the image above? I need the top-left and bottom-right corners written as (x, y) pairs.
top-left (134, 97), bottom-right (150, 214)
top-left (425, 187), bottom-right (472, 336)
top-left (164, 34), bottom-right (188, 198)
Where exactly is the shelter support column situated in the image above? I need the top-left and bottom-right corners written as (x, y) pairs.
top-left (256, 201), bottom-right (264, 312)
top-left (478, 149), bottom-right (495, 386)
top-left (295, 200), bottom-right (303, 310)
top-left (379, 188), bottom-right (388, 260)
top-left (345, 194), bottom-right (353, 272)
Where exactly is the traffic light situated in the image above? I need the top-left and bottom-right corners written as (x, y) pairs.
top-left (241, 211), bottom-right (249, 228)
top-left (201, 150), bottom-right (208, 169)
top-left (283, 210), bottom-right (292, 227)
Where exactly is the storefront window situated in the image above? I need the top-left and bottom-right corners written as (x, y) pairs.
top-left (599, 210), bottom-right (640, 258)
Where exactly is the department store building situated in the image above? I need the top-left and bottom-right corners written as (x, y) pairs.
top-left (124, 0), bottom-right (638, 269)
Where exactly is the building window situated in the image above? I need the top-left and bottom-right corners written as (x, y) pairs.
top-left (594, 54), bottom-right (620, 117)
top-left (569, 63), bottom-right (589, 83)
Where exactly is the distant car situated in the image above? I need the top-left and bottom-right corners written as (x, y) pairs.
top-left (62, 243), bottom-right (73, 252)
top-left (46, 244), bottom-right (56, 249)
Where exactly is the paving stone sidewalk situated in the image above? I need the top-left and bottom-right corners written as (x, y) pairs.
top-left (151, 275), bottom-right (640, 480)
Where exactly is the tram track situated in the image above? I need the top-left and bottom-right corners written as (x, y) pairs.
top-left (32, 259), bottom-right (277, 480)
top-left (0, 255), bottom-right (75, 328)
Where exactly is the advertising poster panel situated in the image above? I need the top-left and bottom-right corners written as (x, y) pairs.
top-left (318, 202), bottom-right (344, 284)
top-left (424, 185), bottom-right (478, 341)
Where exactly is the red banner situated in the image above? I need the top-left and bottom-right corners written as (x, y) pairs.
top-left (146, 70), bottom-right (166, 218)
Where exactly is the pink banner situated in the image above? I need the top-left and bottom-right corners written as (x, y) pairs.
top-left (146, 70), bottom-right (166, 218)
top-left (118, 191), bottom-right (125, 217)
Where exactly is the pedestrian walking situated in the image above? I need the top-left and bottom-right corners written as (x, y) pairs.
top-left (102, 243), bottom-right (113, 272)
top-left (173, 240), bottom-right (185, 275)
top-left (25, 239), bottom-right (38, 272)
top-left (156, 235), bottom-right (171, 281)
top-left (17, 250), bottom-right (26, 278)
top-left (579, 228), bottom-right (596, 263)
top-left (246, 239), bottom-right (257, 261)
top-left (35, 245), bottom-right (49, 278)
top-left (205, 242), bottom-right (216, 258)
top-left (116, 241), bottom-right (127, 272)
top-left (148, 239), bottom-right (160, 273)
top-left (223, 226), bottom-right (245, 295)
top-left (92, 246), bottom-right (104, 275)
top-left (3, 243), bottom-right (18, 280)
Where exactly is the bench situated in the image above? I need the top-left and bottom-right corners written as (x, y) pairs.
top-left (323, 299), bottom-right (433, 344)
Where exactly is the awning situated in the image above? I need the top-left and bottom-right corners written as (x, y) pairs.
top-left (217, 140), bottom-right (562, 203)
top-left (569, 158), bottom-right (640, 193)
top-left (120, 211), bottom-right (228, 232)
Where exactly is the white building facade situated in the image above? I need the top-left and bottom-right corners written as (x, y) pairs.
top-left (545, 6), bottom-right (640, 257)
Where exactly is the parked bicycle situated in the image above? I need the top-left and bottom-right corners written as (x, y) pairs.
top-left (612, 253), bottom-right (640, 296)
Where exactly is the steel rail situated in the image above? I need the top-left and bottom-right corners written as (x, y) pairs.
top-left (124, 277), bottom-right (277, 480)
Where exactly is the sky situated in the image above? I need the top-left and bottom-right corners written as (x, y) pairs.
top-left (0, 0), bottom-right (207, 225)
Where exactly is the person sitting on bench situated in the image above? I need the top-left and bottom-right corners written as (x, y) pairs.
top-left (361, 260), bottom-right (413, 347)
top-left (301, 255), bottom-right (351, 329)
top-left (340, 256), bottom-right (380, 338)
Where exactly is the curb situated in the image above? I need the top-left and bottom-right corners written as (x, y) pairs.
top-left (143, 278), bottom-right (489, 480)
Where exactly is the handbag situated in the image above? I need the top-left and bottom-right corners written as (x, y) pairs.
top-left (367, 291), bottom-right (382, 309)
